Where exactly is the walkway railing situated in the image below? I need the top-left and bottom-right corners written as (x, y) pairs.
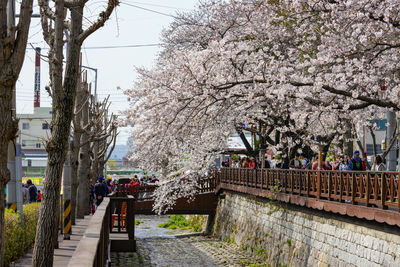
top-left (216, 168), bottom-right (400, 226)
top-left (69, 198), bottom-right (111, 267)
top-left (69, 196), bottom-right (135, 267)
top-left (117, 176), bottom-right (218, 201)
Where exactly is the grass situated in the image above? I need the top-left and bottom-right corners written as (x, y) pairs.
top-left (158, 215), bottom-right (204, 232)
top-left (158, 215), bottom-right (192, 230)
top-left (135, 219), bottom-right (142, 225)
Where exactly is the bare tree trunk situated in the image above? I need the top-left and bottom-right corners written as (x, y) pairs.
top-left (70, 145), bottom-right (79, 224)
top-left (98, 160), bottom-right (105, 177)
top-left (32, 0), bottom-right (116, 264)
top-left (369, 127), bottom-right (377, 157)
top-left (32, 3), bottom-right (82, 266)
top-left (343, 121), bottom-right (353, 156)
top-left (0, 0), bottom-right (33, 263)
top-left (77, 95), bottom-right (90, 218)
top-left (70, 80), bottom-right (85, 224)
top-left (91, 141), bottom-right (99, 178)
top-left (0, 85), bottom-right (18, 267)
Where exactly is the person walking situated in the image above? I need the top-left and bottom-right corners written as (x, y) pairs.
top-left (350, 150), bottom-right (365, 171)
top-left (371, 155), bottom-right (386, 171)
top-left (22, 183), bottom-right (29, 204)
top-left (26, 179), bottom-right (38, 203)
top-left (94, 177), bottom-right (107, 207)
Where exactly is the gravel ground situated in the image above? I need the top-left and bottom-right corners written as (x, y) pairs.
top-left (110, 215), bottom-right (264, 267)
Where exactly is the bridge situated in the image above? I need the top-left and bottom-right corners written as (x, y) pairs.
top-left (68, 168), bottom-right (400, 266)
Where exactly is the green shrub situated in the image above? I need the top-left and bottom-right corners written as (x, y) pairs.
top-left (4, 203), bottom-right (40, 266)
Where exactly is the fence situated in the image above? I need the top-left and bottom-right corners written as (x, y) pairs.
top-left (216, 168), bottom-right (400, 226)
top-left (69, 196), bottom-right (136, 267)
top-left (68, 198), bottom-right (111, 267)
top-left (116, 176), bottom-right (218, 201)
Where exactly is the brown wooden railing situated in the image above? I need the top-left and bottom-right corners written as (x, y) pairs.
top-left (69, 198), bottom-right (111, 267)
top-left (69, 196), bottom-right (136, 267)
top-left (216, 168), bottom-right (400, 226)
top-left (116, 176), bottom-right (218, 201)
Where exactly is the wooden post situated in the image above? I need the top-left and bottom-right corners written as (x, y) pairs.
top-left (291, 170), bottom-right (294, 193)
top-left (317, 171), bottom-right (321, 199)
top-left (328, 171), bottom-right (332, 200)
top-left (318, 149), bottom-right (323, 170)
top-left (339, 172), bottom-right (343, 203)
top-left (366, 172), bottom-right (371, 207)
top-left (351, 172), bottom-right (356, 205)
top-left (381, 173), bottom-right (388, 209)
top-left (261, 169), bottom-right (264, 189)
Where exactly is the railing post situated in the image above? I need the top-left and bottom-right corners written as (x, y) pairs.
top-left (261, 169), bottom-right (264, 189)
top-left (381, 172), bottom-right (388, 209)
top-left (307, 171), bottom-right (310, 196)
top-left (291, 170), bottom-right (294, 194)
top-left (317, 171), bottom-right (321, 199)
top-left (397, 173), bottom-right (400, 212)
top-left (127, 197), bottom-right (135, 250)
top-left (339, 172), bottom-right (343, 203)
top-left (366, 172), bottom-right (371, 207)
top-left (351, 172), bottom-right (356, 205)
top-left (255, 169), bottom-right (258, 188)
top-left (328, 171), bottom-right (332, 200)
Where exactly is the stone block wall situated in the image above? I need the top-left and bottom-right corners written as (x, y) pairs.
top-left (213, 190), bottom-right (400, 266)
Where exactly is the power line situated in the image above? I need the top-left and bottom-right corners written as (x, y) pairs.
top-left (124, 1), bottom-right (193, 11)
top-left (26, 43), bottom-right (161, 50)
top-left (120, 2), bottom-right (176, 18)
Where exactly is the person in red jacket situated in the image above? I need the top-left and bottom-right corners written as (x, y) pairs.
top-left (37, 190), bottom-right (42, 202)
top-left (248, 158), bottom-right (255, 168)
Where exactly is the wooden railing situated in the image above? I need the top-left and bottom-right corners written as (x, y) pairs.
top-left (217, 168), bottom-right (400, 212)
top-left (215, 168), bottom-right (400, 227)
top-left (69, 198), bottom-right (111, 267)
top-left (69, 196), bottom-right (136, 267)
top-left (116, 176), bottom-right (218, 201)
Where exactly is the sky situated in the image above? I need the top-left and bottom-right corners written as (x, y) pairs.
top-left (16, 0), bottom-right (199, 144)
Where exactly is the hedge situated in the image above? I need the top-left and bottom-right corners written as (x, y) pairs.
top-left (4, 203), bottom-right (40, 266)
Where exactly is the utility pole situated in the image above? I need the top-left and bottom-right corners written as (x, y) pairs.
top-left (15, 143), bottom-right (23, 225)
top-left (386, 110), bottom-right (397, 171)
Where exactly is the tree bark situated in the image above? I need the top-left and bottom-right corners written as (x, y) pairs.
top-left (77, 94), bottom-right (90, 218)
top-left (343, 121), bottom-right (353, 156)
top-left (70, 80), bottom-right (86, 224)
top-left (0, 84), bottom-right (18, 266)
top-left (32, 3), bottom-right (82, 266)
top-left (0, 0), bottom-right (33, 263)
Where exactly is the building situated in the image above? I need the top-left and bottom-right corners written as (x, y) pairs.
top-left (18, 107), bottom-right (52, 178)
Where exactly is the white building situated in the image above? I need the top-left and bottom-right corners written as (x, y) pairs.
top-left (18, 107), bottom-right (52, 178)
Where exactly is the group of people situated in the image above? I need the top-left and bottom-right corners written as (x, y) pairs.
top-left (223, 150), bottom-right (387, 172)
top-left (90, 174), bottom-right (159, 213)
top-left (290, 150), bottom-right (387, 171)
top-left (21, 179), bottom-right (41, 204)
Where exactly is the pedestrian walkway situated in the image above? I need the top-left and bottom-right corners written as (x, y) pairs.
top-left (12, 216), bottom-right (92, 267)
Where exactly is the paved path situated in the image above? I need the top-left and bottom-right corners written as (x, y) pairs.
top-left (111, 215), bottom-right (263, 267)
top-left (12, 216), bottom-right (92, 267)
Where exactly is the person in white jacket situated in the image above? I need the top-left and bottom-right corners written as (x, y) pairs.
top-left (371, 155), bottom-right (386, 171)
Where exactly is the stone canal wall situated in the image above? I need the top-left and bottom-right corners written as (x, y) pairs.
top-left (212, 190), bottom-right (400, 267)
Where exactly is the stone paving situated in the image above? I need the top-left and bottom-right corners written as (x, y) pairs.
top-left (111, 215), bottom-right (267, 267)
top-left (111, 235), bottom-right (264, 267)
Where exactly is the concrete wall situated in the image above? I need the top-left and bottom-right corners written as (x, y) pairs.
top-left (213, 190), bottom-right (400, 266)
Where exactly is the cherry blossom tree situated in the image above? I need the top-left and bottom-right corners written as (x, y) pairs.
top-left (124, 0), bottom-right (400, 212)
